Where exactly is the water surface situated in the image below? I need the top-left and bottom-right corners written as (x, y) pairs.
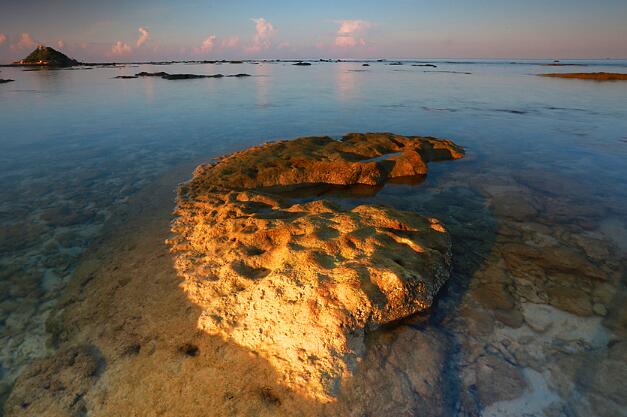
top-left (0, 59), bottom-right (626, 415)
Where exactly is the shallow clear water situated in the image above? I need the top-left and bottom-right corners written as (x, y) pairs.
top-left (0, 60), bottom-right (626, 415)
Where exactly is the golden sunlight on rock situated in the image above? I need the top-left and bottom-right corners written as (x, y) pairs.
top-left (167, 132), bottom-right (464, 401)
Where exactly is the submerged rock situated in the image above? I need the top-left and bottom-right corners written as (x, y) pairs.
top-left (4, 346), bottom-right (105, 416)
top-left (168, 132), bottom-right (464, 401)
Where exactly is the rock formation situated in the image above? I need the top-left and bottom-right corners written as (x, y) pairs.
top-left (129, 72), bottom-right (251, 80)
top-left (13, 45), bottom-right (79, 67)
top-left (167, 133), bottom-right (464, 401)
top-left (538, 72), bottom-right (627, 80)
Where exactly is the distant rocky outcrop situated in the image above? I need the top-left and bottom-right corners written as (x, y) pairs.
top-left (539, 72), bottom-right (627, 80)
top-left (0, 79), bottom-right (14, 84)
top-left (167, 133), bottom-right (464, 401)
top-left (13, 45), bottom-right (80, 67)
top-left (115, 72), bottom-right (252, 80)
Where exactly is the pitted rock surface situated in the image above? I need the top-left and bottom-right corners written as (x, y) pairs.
top-left (168, 132), bottom-right (464, 401)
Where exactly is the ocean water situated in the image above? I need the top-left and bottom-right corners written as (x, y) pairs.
top-left (0, 60), bottom-right (626, 415)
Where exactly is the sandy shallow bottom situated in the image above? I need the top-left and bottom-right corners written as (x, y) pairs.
top-left (3, 152), bottom-right (626, 416)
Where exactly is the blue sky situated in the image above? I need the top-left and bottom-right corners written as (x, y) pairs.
top-left (1, 0), bottom-right (626, 62)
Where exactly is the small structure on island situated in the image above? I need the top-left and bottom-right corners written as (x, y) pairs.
top-left (13, 45), bottom-right (80, 67)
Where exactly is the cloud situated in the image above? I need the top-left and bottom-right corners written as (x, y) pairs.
top-left (0, 33), bottom-right (6, 45)
top-left (334, 20), bottom-right (372, 48)
top-left (57, 40), bottom-right (64, 49)
top-left (10, 33), bottom-right (36, 50)
top-left (137, 27), bottom-right (150, 47)
top-left (248, 17), bottom-right (276, 52)
top-left (201, 35), bottom-right (216, 51)
top-left (221, 36), bottom-right (239, 49)
top-left (193, 35), bottom-right (217, 54)
top-left (111, 41), bottom-right (132, 56)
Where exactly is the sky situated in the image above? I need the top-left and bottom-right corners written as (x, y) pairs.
top-left (1, 0), bottom-right (626, 63)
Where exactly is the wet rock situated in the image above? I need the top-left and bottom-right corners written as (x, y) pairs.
top-left (186, 132), bottom-right (463, 191)
top-left (472, 282), bottom-right (516, 311)
top-left (494, 308), bottom-right (524, 328)
top-left (4, 345), bottom-right (105, 417)
top-left (502, 243), bottom-right (605, 282)
top-left (481, 185), bottom-right (539, 221)
top-left (551, 341), bottom-right (627, 417)
top-left (513, 171), bottom-right (577, 196)
top-left (0, 223), bottom-right (47, 252)
top-left (40, 205), bottom-right (96, 227)
top-left (546, 286), bottom-right (593, 316)
top-left (168, 133), bottom-right (464, 401)
top-left (481, 368), bottom-right (559, 417)
top-left (569, 233), bottom-right (611, 261)
top-left (474, 354), bottom-right (528, 406)
top-left (333, 327), bottom-right (449, 417)
top-left (592, 303), bottom-right (607, 316)
top-left (518, 303), bottom-right (610, 351)
top-left (0, 79), bottom-right (15, 84)
top-left (459, 304), bottom-right (495, 337)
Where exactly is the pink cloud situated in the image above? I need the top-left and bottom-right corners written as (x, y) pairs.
top-left (334, 20), bottom-right (372, 48)
top-left (10, 33), bottom-right (36, 51)
top-left (248, 17), bottom-right (276, 52)
top-left (57, 40), bottom-right (64, 49)
top-left (111, 41), bottom-right (132, 56)
top-left (201, 35), bottom-right (216, 51)
top-left (137, 27), bottom-right (150, 47)
top-left (221, 36), bottom-right (239, 49)
top-left (0, 33), bottom-right (6, 45)
top-left (192, 35), bottom-right (217, 54)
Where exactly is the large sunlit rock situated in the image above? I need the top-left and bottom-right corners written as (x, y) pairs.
top-left (167, 132), bottom-right (464, 401)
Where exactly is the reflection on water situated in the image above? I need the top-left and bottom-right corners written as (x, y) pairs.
top-left (142, 76), bottom-right (156, 103)
top-left (255, 63), bottom-right (270, 108)
top-left (335, 63), bottom-right (356, 102)
top-left (0, 60), bottom-right (626, 415)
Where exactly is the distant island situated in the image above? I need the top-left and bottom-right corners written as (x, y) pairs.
top-left (12, 45), bottom-right (80, 67)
